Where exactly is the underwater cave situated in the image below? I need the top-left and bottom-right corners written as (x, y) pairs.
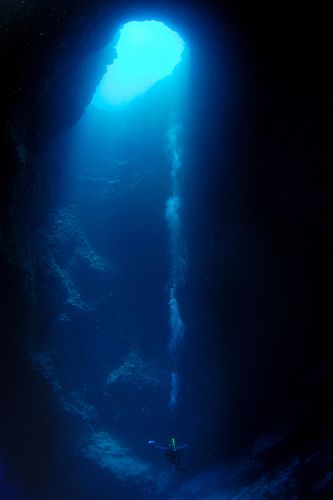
top-left (1, 2), bottom-right (332, 499)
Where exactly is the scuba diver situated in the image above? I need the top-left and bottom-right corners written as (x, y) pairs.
top-left (148, 437), bottom-right (189, 470)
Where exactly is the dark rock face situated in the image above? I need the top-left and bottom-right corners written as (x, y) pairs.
top-left (0, 10), bottom-right (119, 490)
top-left (1, 1), bottom-right (332, 498)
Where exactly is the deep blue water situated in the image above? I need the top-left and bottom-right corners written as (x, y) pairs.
top-left (2, 12), bottom-right (333, 500)
top-left (25, 44), bottom-right (198, 497)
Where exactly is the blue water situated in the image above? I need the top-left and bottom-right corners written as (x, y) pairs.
top-left (92, 20), bottom-right (185, 107)
top-left (22, 23), bottom-right (195, 497)
top-left (0, 456), bottom-right (24, 500)
top-left (2, 13), bottom-right (332, 499)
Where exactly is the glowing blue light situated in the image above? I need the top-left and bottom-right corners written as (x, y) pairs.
top-left (92, 20), bottom-right (185, 107)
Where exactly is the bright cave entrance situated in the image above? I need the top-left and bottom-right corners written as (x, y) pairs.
top-left (92, 20), bottom-right (185, 108)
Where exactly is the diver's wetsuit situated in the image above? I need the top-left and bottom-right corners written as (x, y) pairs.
top-left (149, 441), bottom-right (189, 470)
top-left (164, 448), bottom-right (183, 469)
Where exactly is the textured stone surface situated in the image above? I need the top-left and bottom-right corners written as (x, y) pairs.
top-left (0, 1), bottom-right (332, 498)
top-left (31, 349), bottom-right (171, 494)
top-left (105, 348), bottom-right (160, 392)
top-left (80, 430), bottom-right (170, 491)
top-left (39, 205), bottom-right (114, 312)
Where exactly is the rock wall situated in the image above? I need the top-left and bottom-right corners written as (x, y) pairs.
top-left (0, 1), bottom-right (332, 497)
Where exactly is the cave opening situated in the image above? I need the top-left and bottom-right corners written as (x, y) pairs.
top-left (92, 19), bottom-right (185, 107)
top-left (34, 17), bottom-right (191, 492)
top-left (1, 3), bottom-right (332, 499)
